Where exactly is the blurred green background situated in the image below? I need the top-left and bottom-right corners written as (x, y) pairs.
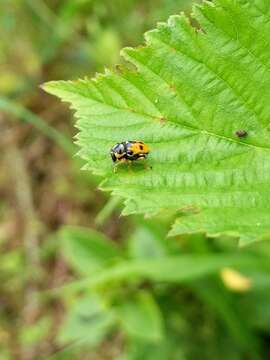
top-left (2, 1), bottom-right (270, 359)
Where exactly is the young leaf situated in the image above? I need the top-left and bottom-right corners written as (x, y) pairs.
top-left (116, 291), bottom-right (164, 342)
top-left (128, 221), bottom-right (169, 259)
top-left (58, 295), bottom-right (115, 345)
top-left (43, 0), bottom-right (270, 245)
top-left (59, 226), bottom-right (121, 275)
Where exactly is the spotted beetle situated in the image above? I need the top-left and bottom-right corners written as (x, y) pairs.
top-left (110, 140), bottom-right (150, 171)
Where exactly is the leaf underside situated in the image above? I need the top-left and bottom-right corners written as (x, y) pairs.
top-left (44, 0), bottom-right (270, 246)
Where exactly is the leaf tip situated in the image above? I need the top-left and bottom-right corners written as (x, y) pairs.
top-left (41, 80), bottom-right (65, 97)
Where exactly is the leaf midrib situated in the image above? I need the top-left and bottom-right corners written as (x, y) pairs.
top-left (54, 84), bottom-right (270, 153)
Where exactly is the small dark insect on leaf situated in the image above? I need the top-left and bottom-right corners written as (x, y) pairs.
top-left (235, 129), bottom-right (248, 138)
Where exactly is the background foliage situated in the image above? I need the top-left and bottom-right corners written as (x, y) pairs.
top-left (1, 0), bottom-right (270, 359)
top-left (45, 0), bottom-right (270, 246)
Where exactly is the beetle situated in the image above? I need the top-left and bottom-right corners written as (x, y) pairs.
top-left (110, 140), bottom-right (150, 171)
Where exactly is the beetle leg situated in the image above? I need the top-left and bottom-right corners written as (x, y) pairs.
top-left (114, 158), bottom-right (128, 173)
top-left (127, 160), bottom-right (134, 174)
top-left (113, 163), bottom-right (118, 173)
top-left (144, 163), bottom-right (152, 170)
top-left (137, 156), bottom-right (152, 170)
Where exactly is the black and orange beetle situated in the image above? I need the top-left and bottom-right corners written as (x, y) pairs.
top-left (110, 140), bottom-right (150, 171)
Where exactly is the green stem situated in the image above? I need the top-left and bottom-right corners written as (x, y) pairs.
top-left (95, 196), bottom-right (122, 226)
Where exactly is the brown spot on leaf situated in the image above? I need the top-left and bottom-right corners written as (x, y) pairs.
top-left (169, 84), bottom-right (177, 92)
top-left (159, 116), bottom-right (166, 124)
top-left (235, 129), bottom-right (248, 138)
top-left (179, 205), bottom-right (200, 214)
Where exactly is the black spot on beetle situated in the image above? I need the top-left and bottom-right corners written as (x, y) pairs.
top-left (139, 145), bottom-right (143, 150)
top-left (235, 130), bottom-right (248, 138)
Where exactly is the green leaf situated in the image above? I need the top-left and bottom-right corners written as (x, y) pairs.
top-left (59, 226), bottom-right (121, 275)
top-left (58, 295), bottom-right (115, 345)
top-left (43, 0), bottom-right (270, 245)
top-left (128, 220), bottom-right (169, 259)
top-left (116, 291), bottom-right (164, 342)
